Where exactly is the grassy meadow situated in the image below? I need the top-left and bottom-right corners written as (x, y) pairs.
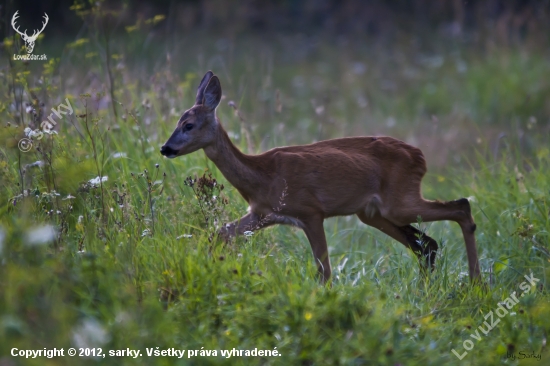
top-left (1, 8), bottom-right (550, 366)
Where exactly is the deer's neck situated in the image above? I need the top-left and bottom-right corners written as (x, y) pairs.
top-left (203, 122), bottom-right (266, 200)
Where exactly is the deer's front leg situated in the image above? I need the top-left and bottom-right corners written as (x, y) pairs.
top-left (218, 212), bottom-right (276, 242)
top-left (302, 217), bottom-right (332, 284)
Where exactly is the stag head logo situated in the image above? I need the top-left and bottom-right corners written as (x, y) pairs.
top-left (11, 11), bottom-right (49, 54)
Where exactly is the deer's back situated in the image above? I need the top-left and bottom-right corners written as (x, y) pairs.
top-left (257, 136), bottom-right (427, 216)
top-left (264, 136), bottom-right (426, 176)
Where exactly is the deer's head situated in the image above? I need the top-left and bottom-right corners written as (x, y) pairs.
top-left (11, 11), bottom-right (49, 54)
top-left (160, 71), bottom-right (222, 158)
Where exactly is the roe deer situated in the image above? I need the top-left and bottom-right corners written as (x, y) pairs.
top-left (161, 71), bottom-right (481, 284)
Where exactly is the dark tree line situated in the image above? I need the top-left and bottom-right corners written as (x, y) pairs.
top-left (2, 0), bottom-right (549, 43)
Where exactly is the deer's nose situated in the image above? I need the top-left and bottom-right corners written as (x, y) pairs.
top-left (160, 145), bottom-right (177, 157)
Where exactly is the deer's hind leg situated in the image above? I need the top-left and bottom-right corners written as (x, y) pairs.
top-left (357, 212), bottom-right (438, 272)
top-left (381, 196), bottom-right (480, 281)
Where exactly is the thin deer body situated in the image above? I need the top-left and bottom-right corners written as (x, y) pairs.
top-left (161, 71), bottom-right (481, 284)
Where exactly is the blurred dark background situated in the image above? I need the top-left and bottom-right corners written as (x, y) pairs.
top-left (2, 0), bottom-right (550, 44)
top-left (2, 0), bottom-right (549, 166)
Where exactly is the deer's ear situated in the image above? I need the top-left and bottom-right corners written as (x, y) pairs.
top-left (202, 76), bottom-right (222, 110)
top-left (195, 71), bottom-right (214, 105)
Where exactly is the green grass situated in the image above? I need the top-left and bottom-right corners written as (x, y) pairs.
top-left (1, 15), bottom-right (550, 365)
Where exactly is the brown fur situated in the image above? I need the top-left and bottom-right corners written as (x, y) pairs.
top-left (161, 71), bottom-right (482, 284)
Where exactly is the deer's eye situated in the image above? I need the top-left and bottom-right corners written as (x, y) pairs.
top-left (184, 124), bottom-right (194, 131)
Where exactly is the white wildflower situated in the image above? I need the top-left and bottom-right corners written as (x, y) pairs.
top-left (25, 105), bottom-right (33, 114)
top-left (112, 152), bottom-right (127, 158)
top-left (25, 225), bottom-right (57, 246)
top-left (457, 272), bottom-right (469, 281)
top-left (24, 127), bottom-right (42, 138)
top-left (71, 318), bottom-right (110, 350)
top-left (115, 311), bottom-right (131, 324)
top-left (27, 160), bottom-right (44, 168)
top-left (88, 176), bottom-right (108, 187)
top-left (63, 194), bottom-right (76, 200)
top-left (243, 231), bottom-right (254, 237)
top-left (141, 229), bottom-right (151, 237)
top-left (176, 234), bottom-right (193, 239)
top-left (78, 215), bottom-right (84, 223)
